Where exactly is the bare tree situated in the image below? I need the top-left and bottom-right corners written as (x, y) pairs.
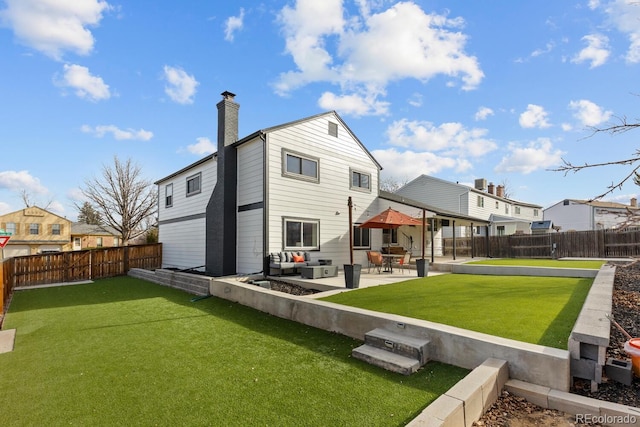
top-left (380, 176), bottom-right (409, 193)
top-left (81, 156), bottom-right (157, 244)
top-left (551, 114), bottom-right (640, 201)
top-left (499, 178), bottom-right (514, 199)
top-left (20, 190), bottom-right (53, 210)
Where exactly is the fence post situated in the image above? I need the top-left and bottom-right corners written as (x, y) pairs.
top-left (124, 246), bottom-right (130, 273)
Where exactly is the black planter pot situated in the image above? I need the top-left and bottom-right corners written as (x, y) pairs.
top-left (416, 259), bottom-right (428, 277)
top-left (344, 264), bottom-right (361, 289)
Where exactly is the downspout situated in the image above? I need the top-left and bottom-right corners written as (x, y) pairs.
top-left (261, 132), bottom-right (268, 276)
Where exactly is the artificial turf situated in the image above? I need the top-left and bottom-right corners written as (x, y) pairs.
top-left (321, 274), bottom-right (592, 349)
top-left (0, 277), bottom-right (467, 426)
top-left (466, 259), bottom-right (605, 269)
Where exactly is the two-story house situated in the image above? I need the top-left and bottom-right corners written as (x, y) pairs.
top-left (396, 176), bottom-right (543, 237)
top-left (0, 206), bottom-right (72, 259)
top-left (156, 91), bottom-right (489, 275)
top-left (544, 198), bottom-right (640, 231)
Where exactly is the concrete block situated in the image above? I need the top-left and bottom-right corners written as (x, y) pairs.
top-left (598, 401), bottom-right (640, 427)
top-left (504, 379), bottom-right (550, 408)
top-left (480, 358), bottom-right (509, 394)
top-left (570, 357), bottom-right (597, 381)
top-left (568, 338), bottom-right (581, 360)
top-left (580, 342), bottom-right (600, 361)
top-left (405, 414), bottom-right (445, 427)
top-left (0, 328), bottom-right (16, 354)
top-left (605, 358), bottom-right (633, 386)
top-left (445, 374), bottom-right (484, 427)
top-left (418, 395), bottom-right (464, 427)
top-left (548, 389), bottom-right (599, 417)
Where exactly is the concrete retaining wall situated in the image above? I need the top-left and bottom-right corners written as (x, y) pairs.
top-left (129, 268), bottom-right (210, 296)
top-left (209, 278), bottom-right (570, 391)
top-left (451, 264), bottom-right (598, 278)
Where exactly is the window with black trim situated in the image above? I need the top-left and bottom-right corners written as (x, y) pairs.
top-left (52, 224), bottom-right (61, 235)
top-left (186, 173), bottom-right (201, 196)
top-left (284, 218), bottom-right (319, 250)
top-left (353, 226), bottom-right (370, 249)
top-left (165, 184), bottom-right (173, 207)
top-left (351, 169), bottom-right (370, 191)
top-left (328, 121), bottom-right (338, 137)
top-left (283, 150), bottom-right (319, 182)
top-left (30, 223), bottom-right (39, 235)
top-left (382, 228), bottom-right (398, 245)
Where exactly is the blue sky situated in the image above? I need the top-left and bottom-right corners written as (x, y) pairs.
top-left (1, 0), bottom-right (640, 220)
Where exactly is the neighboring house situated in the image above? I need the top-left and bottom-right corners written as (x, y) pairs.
top-left (0, 206), bottom-right (72, 259)
top-left (395, 175), bottom-right (543, 237)
top-left (155, 91), bottom-right (489, 276)
top-left (544, 198), bottom-right (640, 231)
top-left (70, 222), bottom-right (121, 250)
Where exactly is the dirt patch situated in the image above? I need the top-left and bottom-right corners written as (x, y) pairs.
top-left (264, 280), bottom-right (320, 296)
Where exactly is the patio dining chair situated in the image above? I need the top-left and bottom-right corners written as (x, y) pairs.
top-left (394, 252), bottom-right (411, 274)
top-left (367, 251), bottom-right (383, 273)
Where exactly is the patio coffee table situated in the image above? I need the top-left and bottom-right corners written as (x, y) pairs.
top-left (300, 265), bottom-right (338, 279)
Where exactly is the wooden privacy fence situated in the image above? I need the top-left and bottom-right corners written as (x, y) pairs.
top-left (0, 243), bottom-right (162, 315)
top-left (443, 229), bottom-right (640, 259)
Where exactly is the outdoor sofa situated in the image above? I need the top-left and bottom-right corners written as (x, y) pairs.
top-left (268, 251), bottom-right (320, 276)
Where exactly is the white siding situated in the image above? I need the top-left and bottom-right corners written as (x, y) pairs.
top-left (237, 209), bottom-right (263, 273)
top-left (544, 201), bottom-right (592, 231)
top-left (265, 114), bottom-right (380, 267)
top-left (157, 157), bottom-right (217, 270)
top-left (237, 138), bottom-right (264, 273)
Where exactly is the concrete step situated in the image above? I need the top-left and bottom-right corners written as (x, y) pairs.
top-left (364, 328), bottom-right (430, 365)
top-left (352, 344), bottom-right (422, 375)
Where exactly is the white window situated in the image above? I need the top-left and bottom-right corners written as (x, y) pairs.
top-left (477, 196), bottom-right (484, 208)
top-left (165, 184), bottom-right (173, 207)
top-left (52, 224), bottom-right (61, 235)
top-left (497, 225), bottom-right (505, 236)
top-left (533, 209), bottom-right (539, 217)
top-left (353, 226), bottom-right (370, 249)
top-left (351, 170), bottom-right (370, 191)
top-left (30, 223), bottom-right (39, 235)
top-left (284, 218), bottom-right (319, 250)
top-left (186, 173), bottom-right (201, 196)
top-left (505, 205), bottom-right (509, 214)
top-left (97, 237), bottom-right (103, 247)
top-left (515, 206), bottom-right (521, 214)
top-left (5, 222), bottom-right (16, 235)
top-left (283, 150), bottom-right (319, 182)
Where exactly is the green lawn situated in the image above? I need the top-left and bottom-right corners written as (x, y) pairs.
top-left (0, 277), bottom-right (467, 427)
top-left (322, 275), bottom-right (592, 349)
top-left (466, 258), bottom-right (605, 269)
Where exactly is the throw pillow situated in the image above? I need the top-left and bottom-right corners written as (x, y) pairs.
top-left (292, 254), bottom-right (305, 263)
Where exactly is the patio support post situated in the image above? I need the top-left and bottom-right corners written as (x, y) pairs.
top-left (471, 222), bottom-right (475, 258)
top-left (348, 196), bottom-right (353, 265)
top-left (452, 220), bottom-right (456, 260)
top-left (421, 209), bottom-right (425, 260)
top-left (430, 217), bottom-right (435, 263)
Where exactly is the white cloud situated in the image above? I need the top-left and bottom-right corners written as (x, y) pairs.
top-left (373, 147), bottom-right (472, 180)
top-left (318, 91), bottom-right (389, 116)
top-left (187, 137), bottom-right (216, 155)
top-left (407, 93), bottom-right (423, 107)
top-left (600, 0), bottom-right (640, 63)
top-left (0, 170), bottom-right (48, 194)
top-left (275, 1), bottom-right (483, 114)
top-left (224, 8), bottom-right (245, 42)
top-left (0, 201), bottom-right (12, 215)
top-left (519, 104), bottom-right (551, 129)
top-left (0, 0), bottom-right (111, 60)
top-left (81, 124), bottom-right (153, 141)
top-left (56, 64), bottom-right (110, 101)
top-left (568, 99), bottom-right (612, 127)
top-left (530, 42), bottom-right (555, 58)
top-left (386, 119), bottom-right (497, 157)
top-left (474, 106), bottom-right (494, 121)
top-left (495, 138), bottom-right (565, 174)
top-left (163, 65), bottom-right (199, 104)
top-left (571, 33), bottom-right (610, 68)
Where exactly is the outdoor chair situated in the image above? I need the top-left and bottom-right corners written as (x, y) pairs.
top-left (393, 252), bottom-right (411, 274)
top-left (367, 251), bottom-right (383, 273)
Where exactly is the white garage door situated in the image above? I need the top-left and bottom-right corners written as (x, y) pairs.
top-left (39, 245), bottom-right (62, 253)
top-left (3, 245), bottom-right (30, 259)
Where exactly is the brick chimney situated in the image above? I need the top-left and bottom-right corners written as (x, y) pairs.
top-left (632, 197), bottom-right (637, 208)
top-left (496, 185), bottom-right (504, 198)
top-left (487, 182), bottom-right (495, 195)
top-left (206, 91), bottom-right (240, 277)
